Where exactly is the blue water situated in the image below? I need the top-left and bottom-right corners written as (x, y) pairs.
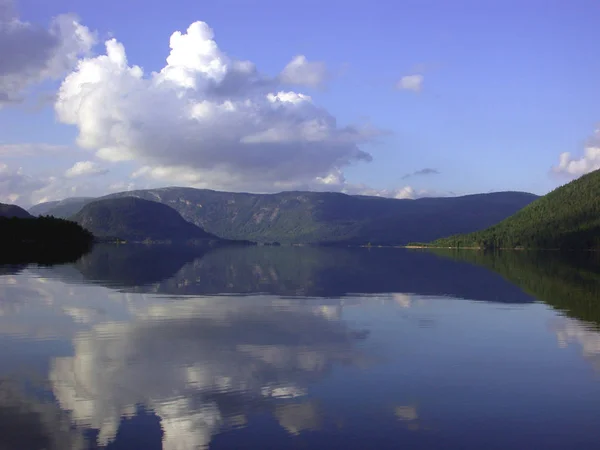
top-left (0, 246), bottom-right (599, 449)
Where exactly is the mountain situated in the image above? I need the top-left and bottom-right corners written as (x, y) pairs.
top-left (28, 197), bottom-right (94, 218)
top-left (71, 197), bottom-right (222, 242)
top-left (106, 189), bottom-right (538, 245)
top-left (34, 189), bottom-right (538, 246)
top-left (28, 200), bottom-right (59, 216)
top-left (0, 203), bottom-right (33, 218)
top-left (37, 188), bottom-right (537, 245)
top-left (428, 169), bottom-right (600, 249)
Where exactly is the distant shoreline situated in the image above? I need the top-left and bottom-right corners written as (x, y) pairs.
top-left (403, 245), bottom-right (600, 252)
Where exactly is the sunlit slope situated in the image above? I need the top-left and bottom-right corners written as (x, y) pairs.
top-left (430, 169), bottom-right (600, 249)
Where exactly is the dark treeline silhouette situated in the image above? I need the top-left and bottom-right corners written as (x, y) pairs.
top-left (0, 216), bottom-right (93, 265)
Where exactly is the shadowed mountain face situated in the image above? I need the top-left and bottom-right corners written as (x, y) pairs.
top-left (72, 197), bottom-right (220, 242)
top-left (30, 188), bottom-right (538, 245)
top-left (43, 244), bottom-right (534, 304)
top-left (0, 203), bottom-right (32, 219)
top-left (431, 249), bottom-right (600, 327)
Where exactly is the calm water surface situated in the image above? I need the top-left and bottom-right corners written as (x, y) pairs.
top-left (1, 246), bottom-right (600, 449)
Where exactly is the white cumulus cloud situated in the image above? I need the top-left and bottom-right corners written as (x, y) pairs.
top-left (65, 160), bottom-right (108, 178)
top-left (552, 127), bottom-right (600, 178)
top-left (55, 21), bottom-right (375, 193)
top-left (554, 147), bottom-right (600, 177)
top-left (0, 0), bottom-right (95, 105)
top-left (397, 74), bottom-right (423, 92)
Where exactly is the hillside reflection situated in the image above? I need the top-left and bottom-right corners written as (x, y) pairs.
top-left (44, 244), bottom-right (535, 303)
top-left (432, 249), bottom-right (600, 327)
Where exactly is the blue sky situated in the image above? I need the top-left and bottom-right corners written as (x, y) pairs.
top-left (1, 0), bottom-right (600, 206)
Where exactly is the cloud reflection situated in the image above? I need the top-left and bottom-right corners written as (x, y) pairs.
top-left (275, 401), bottom-right (322, 436)
top-left (551, 318), bottom-right (600, 373)
top-left (49, 296), bottom-right (369, 449)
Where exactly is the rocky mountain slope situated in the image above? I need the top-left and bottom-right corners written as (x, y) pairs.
top-left (32, 188), bottom-right (538, 245)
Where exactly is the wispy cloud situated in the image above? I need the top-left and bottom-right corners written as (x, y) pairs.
top-left (401, 168), bottom-right (440, 180)
top-left (279, 55), bottom-right (329, 88)
top-left (65, 161), bottom-right (109, 178)
top-left (396, 74), bottom-right (423, 92)
top-left (0, 143), bottom-right (71, 157)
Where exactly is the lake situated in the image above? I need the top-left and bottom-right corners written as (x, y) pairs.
top-left (1, 245), bottom-right (600, 449)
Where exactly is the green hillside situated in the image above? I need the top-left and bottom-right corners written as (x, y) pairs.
top-left (72, 197), bottom-right (221, 243)
top-left (35, 188), bottom-right (537, 245)
top-left (428, 169), bottom-right (600, 249)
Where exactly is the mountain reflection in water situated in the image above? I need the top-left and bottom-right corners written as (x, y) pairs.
top-left (1, 245), bottom-right (600, 449)
top-left (45, 244), bottom-right (536, 302)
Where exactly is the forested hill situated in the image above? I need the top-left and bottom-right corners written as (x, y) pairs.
top-left (0, 216), bottom-right (93, 264)
top-left (32, 188), bottom-right (537, 246)
top-left (72, 197), bottom-right (222, 243)
top-left (427, 169), bottom-right (600, 249)
top-left (0, 202), bottom-right (33, 218)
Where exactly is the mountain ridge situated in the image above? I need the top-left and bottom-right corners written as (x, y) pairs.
top-left (30, 188), bottom-right (538, 245)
